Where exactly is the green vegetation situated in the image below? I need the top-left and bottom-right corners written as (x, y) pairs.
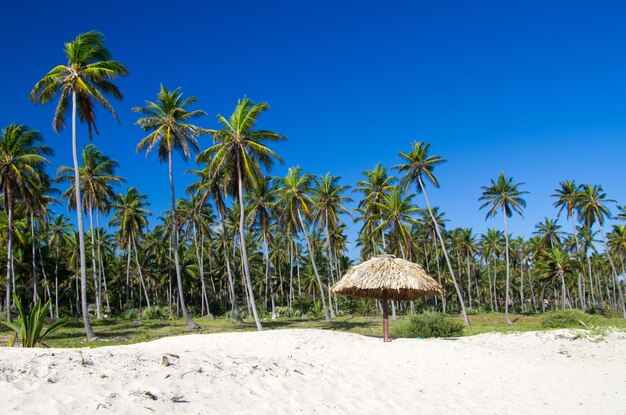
top-left (540, 309), bottom-right (603, 329)
top-left (394, 313), bottom-right (464, 338)
top-left (2, 296), bottom-right (70, 347)
top-left (1, 312), bottom-right (623, 348)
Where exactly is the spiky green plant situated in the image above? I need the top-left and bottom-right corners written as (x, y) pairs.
top-left (2, 295), bottom-right (70, 347)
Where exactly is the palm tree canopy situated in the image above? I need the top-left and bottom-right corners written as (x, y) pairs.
top-left (394, 141), bottom-right (445, 192)
top-left (109, 187), bottom-right (151, 248)
top-left (30, 31), bottom-right (128, 137)
top-left (577, 184), bottom-right (615, 228)
top-left (198, 96), bottom-right (285, 194)
top-left (134, 84), bottom-right (206, 162)
top-left (551, 180), bottom-right (581, 219)
top-left (0, 124), bottom-right (52, 204)
top-left (479, 172), bottom-right (527, 219)
top-left (56, 143), bottom-right (123, 213)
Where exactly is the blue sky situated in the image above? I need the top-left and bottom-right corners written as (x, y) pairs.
top-left (1, 0), bottom-right (625, 256)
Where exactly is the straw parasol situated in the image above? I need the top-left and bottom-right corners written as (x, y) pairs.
top-left (333, 254), bottom-right (443, 342)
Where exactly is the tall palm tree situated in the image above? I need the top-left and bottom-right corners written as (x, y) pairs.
top-left (134, 84), bottom-right (205, 329)
top-left (577, 184), bottom-right (625, 317)
top-left (280, 166), bottom-right (330, 321)
top-left (199, 97), bottom-right (286, 331)
top-left (374, 186), bottom-right (419, 259)
top-left (552, 180), bottom-right (587, 309)
top-left (247, 177), bottom-right (278, 318)
top-left (187, 164), bottom-right (243, 323)
top-left (0, 124), bottom-right (52, 322)
top-left (536, 247), bottom-right (573, 309)
top-left (109, 187), bottom-right (151, 308)
top-left (312, 173), bottom-right (352, 317)
top-left (394, 141), bottom-right (469, 326)
top-left (57, 144), bottom-right (123, 318)
top-left (30, 31), bottom-right (128, 339)
top-left (533, 217), bottom-right (562, 249)
top-left (479, 172), bottom-right (527, 324)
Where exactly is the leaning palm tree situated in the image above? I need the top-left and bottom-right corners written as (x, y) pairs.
top-left (394, 141), bottom-right (469, 326)
top-left (577, 184), bottom-right (625, 317)
top-left (57, 144), bottom-right (123, 318)
top-left (479, 172), bottom-right (527, 324)
top-left (199, 97), bottom-right (286, 331)
top-left (30, 31), bottom-right (128, 339)
top-left (133, 84), bottom-right (205, 329)
top-left (0, 124), bottom-right (52, 322)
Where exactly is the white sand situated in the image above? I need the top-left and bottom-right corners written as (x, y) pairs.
top-left (0, 328), bottom-right (624, 414)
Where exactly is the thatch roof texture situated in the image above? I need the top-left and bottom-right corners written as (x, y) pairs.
top-left (333, 255), bottom-right (442, 301)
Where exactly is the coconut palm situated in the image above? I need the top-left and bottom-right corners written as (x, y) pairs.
top-left (533, 218), bottom-right (562, 249)
top-left (199, 97), bottom-right (286, 331)
top-left (57, 144), bottom-right (123, 318)
top-left (187, 164), bottom-right (243, 323)
top-left (577, 184), bottom-right (625, 317)
top-left (479, 172), bottom-right (527, 324)
top-left (109, 187), bottom-right (151, 308)
top-left (394, 141), bottom-right (469, 326)
top-left (48, 215), bottom-right (73, 318)
top-left (0, 124), bottom-right (52, 322)
top-left (312, 173), bottom-right (352, 317)
top-left (133, 84), bottom-right (205, 329)
top-left (536, 247), bottom-right (574, 309)
top-left (30, 31), bottom-right (128, 339)
top-left (280, 166), bottom-right (330, 321)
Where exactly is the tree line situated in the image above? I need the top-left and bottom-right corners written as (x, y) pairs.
top-left (2, 31), bottom-right (624, 339)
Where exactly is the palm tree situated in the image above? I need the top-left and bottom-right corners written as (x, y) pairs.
top-left (394, 141), bottom-right (469, 326)
top-left (133, 84), bottom-right (205, 329)
top-left (57, 144), bottom-right (123, 318)
top-left (109, 187), bottom-right (151, 308)
top-left (187, 164), bottom-right (243, 323)
top-left (616, 206), bottom-right (626, 221)
top-left (533, 218), bottom-right (562, 249)
top-left (552, 180), bottom-right (588, 309)
top-left (247, 177), bottom-right (279, 318)
top-left (199, 97), bottom-right (286, 331)
top-left (48, 214), bottom-right (73, 318)
top-left (312, 173), bottom-right (352, 317)
top-left (374, 187), bottom-right (419, 259)
top-left (536, 247), bottom-right (573, 309)
top-left (479, 172), bottom-right (527, 324)
top-left (280, 167), bottom-right (330, 321)
top-left (577, 184), bottom-right (625, 317)
top-left (30, 31), bottom-right (128, 339)
top-left (0, 124), bottom-right (52, 322)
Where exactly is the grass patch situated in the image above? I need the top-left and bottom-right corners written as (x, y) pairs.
top-left (1, 311), bottom-right (624, 348)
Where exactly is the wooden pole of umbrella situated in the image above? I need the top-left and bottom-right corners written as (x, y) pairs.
top-left (332, 254), bottom-right (442, 343)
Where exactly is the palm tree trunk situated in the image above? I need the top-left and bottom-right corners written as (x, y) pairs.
top-left (31, 213), bottom-right (38, 304)
top-left (236, 162), bottom-right (262, 331)
top-left (218, 211), bottom-right (243, 324)
top-left (72, 91), bottom-right (97, 340)
top-left (418, 177), bottom-right (469, 326)
top-left (88, 204), bottom-right (102, 319)
top-left (502, 211), bottom-right (512, 325)
top-left (597, 222), bottom-right (626, 318)
top-left (132, 236), bottom-right (151, 308)
top-left (95, 215), bottom-right (110, 311)
top-left (5, 186), bottom-right (13, 323)
top-left (324, 211), bottom-right (336, 318)
top-left (168, 150), bottom-right (199, 329)
top-left (570, 219), bottom-right (586, 311)
top-left (467, 254), bottom-right (472, 310)
top-left (263, 234), bottom-right (276, 320)
top-left (297, 209), bottom-right (330, 321)
top-left (54, 244), bottom-right (59, 319)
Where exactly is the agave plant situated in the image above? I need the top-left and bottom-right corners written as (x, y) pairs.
top-left (2, 295), bottom-right (70, 347)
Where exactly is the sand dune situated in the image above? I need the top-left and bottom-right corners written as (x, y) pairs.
top-left (0, 329), bottom-right (624, 414)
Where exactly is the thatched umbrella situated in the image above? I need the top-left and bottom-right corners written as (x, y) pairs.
top-left (332, 254), bottom-right (443, 342)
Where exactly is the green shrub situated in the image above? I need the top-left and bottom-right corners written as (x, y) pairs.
top-left (2, 295), bottom-right (70, 347)
top-left (394, 313), bottom-right (464, 338)
top-left (541, 309), bottom-right (603, 329)
top-left (141, 306), bottom-right (169, 320)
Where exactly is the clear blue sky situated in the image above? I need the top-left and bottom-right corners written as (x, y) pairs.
top-left (1, 0), bottom-right (625, 256)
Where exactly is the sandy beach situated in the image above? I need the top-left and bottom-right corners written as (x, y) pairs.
top-left (0, 329), bottom-right (624, 414)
